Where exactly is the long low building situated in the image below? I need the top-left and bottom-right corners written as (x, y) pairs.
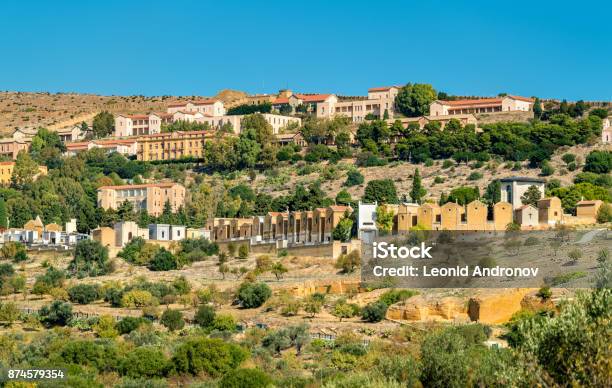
top-left (430, 95), bottom-right (534, 116)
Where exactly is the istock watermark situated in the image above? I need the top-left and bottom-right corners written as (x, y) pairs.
top-left (361, 230), bottom-right (611, 288)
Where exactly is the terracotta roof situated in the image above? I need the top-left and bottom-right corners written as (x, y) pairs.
top-left (274, 133), bottom-right (299, 139)
top-left (137, 130), bottom-right (209, 139)
top-left (438, 97), bottom-right (502, 107)
top-left (368, 86), bottom-right (401, 92)
top-left (296, 94), bottom-right (332, 102)
top-left (267, 212), bottom-right (282, 217)
top-left (507, 95), bottom-right (535, 103)
top-left (98, 182), bottom-right (179, 190)
top-left (193, 99), bottom-right (218, 106)
top-left (329, 205), bottom-right (352, 212)
top-left (0, 161), bottom-right (15, 166)
top-left (272, 97), bottom-right (290, 105)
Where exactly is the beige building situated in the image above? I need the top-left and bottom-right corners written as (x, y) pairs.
top-left (135, 130), bottom-right (209, 161)
top-left (167, 99), bottom-right (226, 116)
top-left (514, 205), bottom-right (539, 228)
top-left (389, 114), bottom-right (478, 132)
top-left (0, 161), bottom-right (48, 185)
top-left (97, 182), bottom-right (186, 216)
top-left (65, 139), bottom-right (138, 157)
top-left (500, 177), bottom-right (546, 210)
top-left (272, 94), bottom-right (336, 114)
top-left (537, 197), bottom-right (563, 225)
top-left (114, 113), bottom-right (172, 137)
top-left (196, 113), bottom-right (301, 135)
top-left (430, 95), bottom-right (534, 116)
top-left (576, 200), bottom-right (603, 219)
top-left (274, 133), bottom-right (307, 147)
top-left (0, 138), bottom-right (30, 160)
top-left (317, 86), bottom-right (399, 123)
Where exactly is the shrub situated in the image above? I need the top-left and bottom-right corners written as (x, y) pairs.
top-left (171, 338), bottom-right (248, 377)
top-left (442, 159), bottom-right (454, 169)
top-left (433, 176), bottom-right (445, 184)
top-left (467, 172), bottom-right (483, 181)
top-left (541, 161), bottom-right (555, 176)
top-left (69, 239), bottom-right (111, 277)
top-left (116, 316), bottom-right (147, 335)
top-left (212, 314), bottom-right (236, 332)
top-left (561, 153), bottom-right (576, 164)
top-left (584, 150), bottom-right (612, 173)
top-left (420, 329), bottom-right (469, 387)
top-left (68, 284), bottom-right (100, 305)
top-left (148, 248), bottom-right (178, 271)
top-left (361, 301), bottom-right (388, 322)
top-left (195, 305), bottom-right (215, 328)
top-left (38, 301), bottom-right (73, 327)
top-left (219, 368), bottom-right (272, 388)
top-left (378, 289), bottom-right (418, 306)
top-left (172, 276), bottom-right (191, 295)
top-left (344, 170), bottom-right (364, 186)
top-left (120, 346), bottom-right (168, 378)
top-left (237, 282), bottom-right (272, 308)
top-left (238, 244), bottom-right (249, 260)
top-left (94, 315), bottom-right (119, 338)
top-left (596, 203), bottom-right (612, 223)
top-left (160, 309), bottom-right (184, 331)
top-left (121, 290), bottom-right (157, 308)
top-left (536, 286), bottom-right (552, 300)
top-left (60, 340), bottom-right (119, 371)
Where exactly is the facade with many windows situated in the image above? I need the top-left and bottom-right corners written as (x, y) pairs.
top-left (97, 182), bottom-right (186, 216)
top-left (135, 130), bottom-right (209, 161)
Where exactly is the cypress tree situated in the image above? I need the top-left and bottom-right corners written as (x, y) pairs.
top-left (0, 197), bottom-right (8, 228)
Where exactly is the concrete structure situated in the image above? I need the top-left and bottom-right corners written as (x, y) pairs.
top-left (0, 161), bottom-right (48, 185)
top-left (500, 177), bottom-right (546, 210)
top-left (357, 201), bottom-right (378, 242)
top-left (135, 130), bottom-right (209, 161)
top-left (167, 100), bottom-right (226, 116)
top-left (602, 117), bottom-right (611, 144)
top-left (576, 200), bottom-right (603, 219)
top-left (430, 95), bottom-right (534, 116)
top-left (317, 86), bottom-right (399, 123)
top-left (148, 224), bottom-right (186, 241)
top-left (92, 226), bottom-right (115, 248)
top-left (97, 182), bottom-right (186, 216)
top-left (64, 139), bottom-right (138, 157)
top-left (114, 113), bottom-right (172, 137)
top-left (537, 197), bottom-right (563, 225)
top-left (114, 221), bottom-right (149, 247)
top-left (389, 114), bottom-right (478, 132)
top-left (514, 205), bottom-right (539, 228)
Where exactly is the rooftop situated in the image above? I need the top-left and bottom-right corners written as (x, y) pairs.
top-left (500, 176), bottom-right (545, 183)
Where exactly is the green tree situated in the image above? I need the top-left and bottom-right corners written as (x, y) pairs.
top-left (92, 111), bottom-right (115, 138)
top-left (195, 305), bottom-right (216, 328)
top-left (68, 284), bottom-right (100, 304)
top-left (0, 197), bottom-right (8, 229)
top-left (237, 282), bottom-right (271, 308)
top-left (363, 179), bottom-right (398, 204)
top-left (533, 97), bottom-right (543, 119)
top-left (521, 185), bottom-right (542, 207)
top-left (160, 309), bottom-right (185, 331)
top-left (596, 203), bottom-right (612, 223)
top-left (375, 205), bottom-right (394, 234)
top-left (334, 250), bottom-right (360, 273)
top-left (584, 150), bottom-right (612, 173)
top-left (344, 170), bottom-right (364, 187)
top-left (219, 368), bottom-right (272, 388)
top-left (335, 189), bottom-right (353, 206)
top-left (332, 217), bottom-right (353, 242)
top-left (410, 168), bottom-right (427, 204)
top-left (271, 262), bottom-right (288, 281)
top-left (238, 244), bottom-right (249, 260)
top-left (483, 180), bottom-right (501, 204)
top-left (171, 338), bottom-right (247, 377)
top-left (38, 300), bottom-right (73, 327)
top-left (11, 151), bottom-right (39, 188)
top-left (69, 239), bottom-right (111, 277)
top-left (332, 301), bottom-right (357, 322)
top-left (361, 301), bottom-right (388, 322)
top-left (395, 83), bottom-right (437, 117)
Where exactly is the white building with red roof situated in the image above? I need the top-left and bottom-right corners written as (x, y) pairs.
top-left (316, 86), bottom-right (400, 123)
top-left (114, 113), bottom-right (173, 137)
top-left (430, 95), bottom-right (534, 116)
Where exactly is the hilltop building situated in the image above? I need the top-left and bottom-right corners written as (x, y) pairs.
top-left (114, 113), bottom-right (173, 137)
top-left (429, 95), bottom-right (534, 116)
top-left (97, 182), bottom-right (186, 216)
top-left (166, 99), bottom-right (226, 116)
top-left (316, 86), bottom-right (399, 123)
top-left (500, 177), bottom-right (546, 210)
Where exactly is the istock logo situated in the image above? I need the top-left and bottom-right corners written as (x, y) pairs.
top-left (373, 242), bottom-right (433, 259)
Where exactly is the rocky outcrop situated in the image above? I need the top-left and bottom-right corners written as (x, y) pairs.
top-left (386, 295), bottom-right (468, 322)
top-left (467, 288), bottom-right (535, 324)
top-left (285, 280), bottom-right (361, 298)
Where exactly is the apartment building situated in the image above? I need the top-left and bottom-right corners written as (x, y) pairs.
top-left (272, 94), bottom-right (337, 114)
top-left (97, 182), bottom-right (186, 216)
top-left (13, 126), bottom-right (85, 143)
top-left (114, 113), bottom-right (173, 137)
top-left (167, 99), bottom-right (226, 116)
top-left (197, 113), bottom-right (301, 134)
top-left (0, 139), bottom-right (30, 160)
top-left (135, 130), bottom-right (209, 161)
top-left (316, 86), bottom-right (399, 123)
top-left (429, 95), bottom-right (534, 116)
top-left (0, 161), bottom-right (48, 185)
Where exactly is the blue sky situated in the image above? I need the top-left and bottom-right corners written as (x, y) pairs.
top-left (1, 0), bottom-right (610, 100)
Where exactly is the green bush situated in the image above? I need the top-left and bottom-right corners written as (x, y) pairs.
top-left (237, 282), bottom-right (272, 308)
top-left (361, 301), bottom-right (388, 322)
top-left (116, 316), bottom-right (147, 335)
top-left (160, 309), bottom-right (184, 331)
top-left (378, 289), bottom-right (418, 306)
top-left (467, 172), bottom-right (483, 181)
top-left (60, 340), bottom-right (120, 371)
top-left (195, 305), bottom-right (215, 328)
top-left (120, 346), bottom-right (168, 378)
top-left (148, 248), bottom-right (178, 271)
top-left (219, 368), bottom-right (272, 388)
top-left (584, 150), bottom-right (612, 173)
top-left (442, 159), bottom-right (454, 169)
top-left (68, 284), bottom-right (100, 305)
top-left (69, 239), bottom-right (111, 277)
top-left (171, 338), bottom-right (248, 377)
top-left (38, 300), bottom-right (73, 327)
top-left (212, 314), bottom-right (236, 332)
top-left (344, 170), bottom-right (364, 187)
